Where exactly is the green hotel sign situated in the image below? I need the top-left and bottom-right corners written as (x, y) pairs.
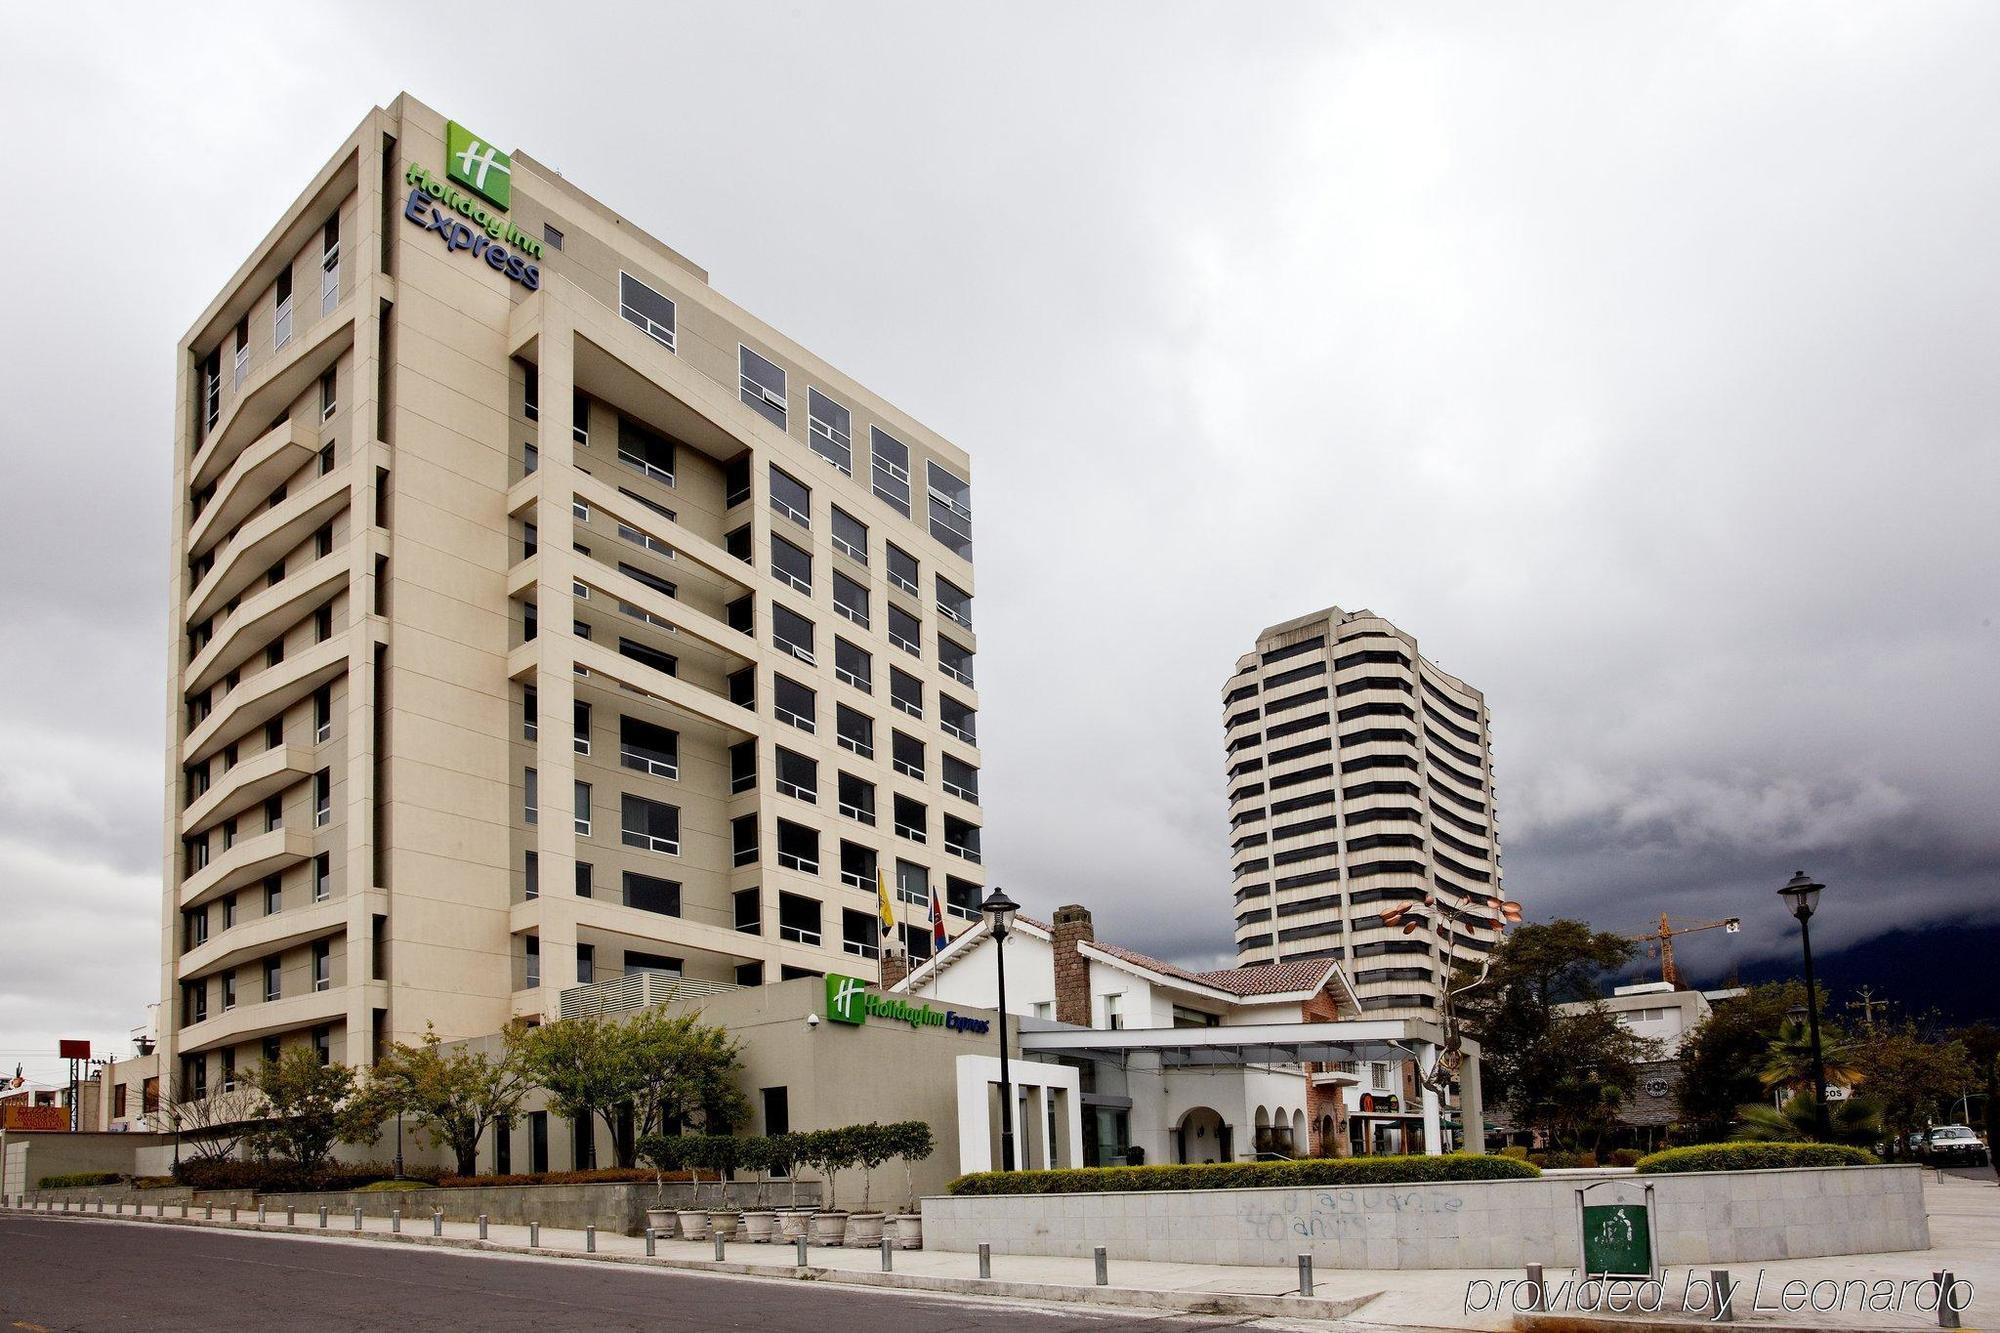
top-left (825, 974), bottom-right (991, 1034)
top-left (400, 116), bottom-right (543, 289)
top-left (445, 121), bottom-right (514, 210)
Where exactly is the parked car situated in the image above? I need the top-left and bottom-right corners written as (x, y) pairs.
top-left (1920, 1125), bottom-right (1990, 1166)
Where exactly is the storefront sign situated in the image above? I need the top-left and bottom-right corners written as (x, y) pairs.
top-left (826, 973), bottom-right (991, 1034)
top-left (399, 117), bottom-right (543, 290)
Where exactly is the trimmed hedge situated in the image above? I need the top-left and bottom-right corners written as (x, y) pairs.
top-left (948, 1153), bottom-right (1538, 1196)
top-left (435, 1168), bottom-right (672, 1189)
top-left (38, 1171), bottom-right (124, 1190)
top-left (1634, 1142), bottom-right (1878, 1174)
top-left (175, 1159), bottom-right (444, 1193)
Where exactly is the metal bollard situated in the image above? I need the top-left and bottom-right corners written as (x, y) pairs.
top-left (319, 1206), bottom-right (329, 1229)
top-left (586, 1224), bottom-right (596, 1253)
top-left (258, 1204), bottom-right (267, 1224)
top-left (1710, 1269), bottom-right (1734, 1323)
top-left (479, 1215), bottom-right (490, 1240)
top-left (794, 1235), bottom-right (808, 1267)
top-left (180, 1202), bottom-right (189, 1218)
top-left (1094, 1246), bottom-right (1108, 1286)
top-left (205, 1203), bottom-right (213, 1220)
top-left (880, 1235), bottom-right (894, 1272)
top-left (157, 1202), bottom-right (166, 1218)
top-left (391, 1209), bottom-right (402, 1234)
top-left (1298, 1253), bottom-right (1314, 1297)
top-left (285, 1207), bottom-right (295, 1226)
top-left (1526, 1264), bottom-right (1548, 1313)
top-left (114, 1200), bottom-right (123, 1215)
top-left (433, 1209), bottom-right (443, 1238)
top-left (645, 1227), bottom-right (656, 1256)
top-left (529, 1221), bottom-right (540, 1247)
top-left (354, 1207), bottom-right (363, 1232)
top-left (96, 1198), bottom-right (104, 1213)
top-left (978, 1242), bottom-right (992, 1279)
top-left (712, 1230), bottom-right (725, 1262)
top-left (230, 1206), bottom-right (238, 1222)
top-left (1937, 1270), bottom-right (1962, 1330)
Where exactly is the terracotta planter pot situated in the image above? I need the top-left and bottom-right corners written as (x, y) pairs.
top-left (844, 1212), bottom-right (886, 1247)
top-left (676, 1208), bottom-right (711, 1240)
top-left (776, 1208), bottom-right (810, 1241)
top-left (889, 1213), bottom-right (923, 1249)
top-left (644, 1207), bottom-right (677, 1237)
top-left (811, 1210), bottom-right (849, 1245)
top-left (707, 1210), bottom-right (741, 1240)
top-left (741, 1210), bottom-right (778, 1243)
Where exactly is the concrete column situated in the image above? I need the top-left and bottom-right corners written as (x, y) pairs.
top-left (1420, 1044), bottom-right (1443, 1156)
top-left (1460, 1039), bottom-right (1486, 1154)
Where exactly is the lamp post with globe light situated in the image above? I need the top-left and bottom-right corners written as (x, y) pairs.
top-left (1778, 870), bottom-right (1830, 1142)
top-left (981, 886), bottom-right (1019, 1171)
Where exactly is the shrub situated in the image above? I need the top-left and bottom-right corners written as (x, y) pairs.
top-left (1529, 1151), bottom-right (1595, 1169)
top-left (175, 1158), bottom-right (444, 1193)
top-left (1635, 1142), bottom-right (1878, 1174)
top-left (436, 1168), bottom-right (667, 1189)
top-left (947, 1153), bottom-right (1537, 1196)
top-left (1498, 1145), bottom-right (1530, 1161)
top-left (1609, 1149), bottom-right (1643, 1168)
top-left (37, 1171), bottom-right (124, 1190)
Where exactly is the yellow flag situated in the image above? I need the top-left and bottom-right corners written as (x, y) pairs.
top-left (877, 868), bottom-right (897, 933)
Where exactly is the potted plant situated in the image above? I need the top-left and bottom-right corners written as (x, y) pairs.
top-left (805, 1128), bottom-right (855, 1245)
top-left (636, 1132), bottom-right (684, 1237)
top-left (885, 1120), bottom-right (936, 1249)
top-left (703, 1135), bottom-right (743, 1238)
top-left (844, 1123), bottom-right (894, 1247)
top-left (734, 1136), bottom-right (780, 1242)
top-left (767, 1133), bottom-right (811, 1241)
top-left (666, 1135), bottom-right (711, 1240)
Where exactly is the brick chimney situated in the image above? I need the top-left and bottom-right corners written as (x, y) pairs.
top-left (879, 949), bottom-right (910, 991)
top-left (1051, 904), bottom-right (1095, 1027)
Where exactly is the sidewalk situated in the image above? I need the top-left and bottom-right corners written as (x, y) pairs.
top-left (8, 1171), bottom-right (1994, 1330)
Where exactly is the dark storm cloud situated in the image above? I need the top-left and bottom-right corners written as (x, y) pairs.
top-left (3, 2), bottom-right (1996, 1077)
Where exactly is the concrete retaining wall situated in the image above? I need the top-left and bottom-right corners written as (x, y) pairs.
top-left (922, 1165), bottom-right (1929, 1269)
top-left (258, 1180), bottom-right (821, 1234)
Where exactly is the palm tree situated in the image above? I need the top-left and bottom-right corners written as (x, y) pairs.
top-left (1734, 1093), bottom-right (1880, 1147)
top-left (1759, 1018), bottom-right (1862, 1094)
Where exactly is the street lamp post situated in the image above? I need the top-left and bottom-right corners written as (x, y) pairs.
top-left (1778, 870), bottom-right (1830, 1143)
top-left (982, 886), bottom-right (1019, 1172)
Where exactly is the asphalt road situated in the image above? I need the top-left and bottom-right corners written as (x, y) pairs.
top-left (0, 1215), bottom-right (1250, 1332)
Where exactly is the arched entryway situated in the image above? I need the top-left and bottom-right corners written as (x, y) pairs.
top-left (1174, 1106), bottom-right (1230, 1164)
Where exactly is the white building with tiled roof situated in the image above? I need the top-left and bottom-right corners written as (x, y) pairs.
top-left (895, 903), bottom-right (1454, 1164)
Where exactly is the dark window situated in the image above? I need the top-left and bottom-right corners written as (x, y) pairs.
top-left (617, 416), bottom-right (676, 484)
top-left (888, 605), bottom-right (921, 656)
top-left (942, 752), bottom-right (979, 802)
top-left (832, 571), bottom-right (869, 629)
top-left (889, 667), bottom-right (923, 719)
top-left (771, 534), bottom-right (812, 594)
top-left (724, 456), bottom-right (752, 508)
top-left (808, 390), bottom-right (852, 473)
top-left (620, 793), bottom-right (680, 854)
top-left (871, 427), bottom-right (911, 516)
top-left (776, 819), bottom-right (819, 874)
top-left (775, 747), bottom-right (818, 802)
top-left (740, 346), bottom-right (788, 429)
top-left (886, 543), bottom-right (919, 596)
top-left (940, 693), bottom-right (975, 743)
top-left (838, 772), bottom-right (876, 825)
top-left (834, 637), bottom-right (872, 692)
top-left (894, 793), bottom-right (927, 843)
top-left (836, 703), bottom-right (873, 758)
top-left (619, 636), bottom-right (678, 677)
top-left (620, 715), bottom-right (679, 778)
top-left (773, 604), bottom-right (815, 664)
top-left (732, 814), bottom-right (760, 868)
top-left (936, 577), bottom-right (972, 630)
top-left (892, 730), bottom-right (925, 781)
top-left (730, 740), bottom-right (758, 794)
top-left (777, 891), bottom-right (821, 944)
top-left (926, 461), bottom-right (973, 559)
top-left (830, 505), bottom-right (867, 562)
top-left (619, 272), bottom-right (677, 350)
top-left (734, 887), bottom-right (761, 933)
top-left (761, 1086), bottom-right (790, 1136)
top-left (839, 840), bottom-right (878, 891)
top-left (623, 871), bottom-right (681, 916)
top-left (774, 674), bottom-right (816, 733)
top-left (938, 636), bottom-right (973, 686)
top-left (842, 907), bottom-right (879, 959)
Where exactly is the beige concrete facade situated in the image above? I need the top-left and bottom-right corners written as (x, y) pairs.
top-left (1222, 607), bottom-right (1502, 1017)
top-left (161, 94), bottom-right (984, 1097)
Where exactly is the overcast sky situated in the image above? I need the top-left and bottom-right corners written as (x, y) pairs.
top-left (2, 3), bottom-right (1995, 1083)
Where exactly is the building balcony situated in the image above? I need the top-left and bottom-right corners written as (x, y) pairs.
top-left (178, 828), bottom-right (315, 910)
top-left (185, 550), bottom-right (347, 695)
top-left (556, 971), bottom-right (739, 1020)
top-left (185, 634), bottom-right (348, 765)
top-left (189, 292), bottom-right (355, 491)
top-left (180, 743), bottom-right (313, 837)
top-left (187, 417), bottom-right (320, 558)
top-left (187, 470), bottom-right (349, 624)
top-left (177, 980), bottom-right (380, 1056)
top-left (178, 894), bottom-right (345, 982)
top-left (510, 635), bottom-right (756, 740)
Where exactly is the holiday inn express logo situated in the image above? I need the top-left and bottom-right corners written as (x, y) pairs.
top-left (446, 121), bottom-right (513, 210)
top-left (824, 974), bottom-right (991, 1034)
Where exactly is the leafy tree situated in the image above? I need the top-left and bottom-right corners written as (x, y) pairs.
top-left (1758, 1017), bottom-right (1862, 1096)
top-left (800, 1127), bottom-right (858, 1210)
top-left (369, 1024), bottom-right (532, 1176)
top-left (513, 1010), bottom-right (747, 1168)
top-left (1455, 919), bottom-right (1654, 1150)
top-left (1733, 1093), bottom-right (1880, 1146)
top-left (887, 1120), bottom-right (936, 1211)
top-left (735, 1135), bottom-right (774, 1207)
top-left (763, 1132), bottom-right (807, 1209)
top-left (636, 1132), bottom-right (686, 1204)
top-left (1676, 981), bottom-right (1805, 1138)
top-left (850, 1123), bottom-right (898, 1212)
top-left (246, 1049), bottom-right (382, 1174)
top-left (1955, 1023), bottom-right (2000, 1184)
top-left (1853, 1022), bottom-right (1973, 1160)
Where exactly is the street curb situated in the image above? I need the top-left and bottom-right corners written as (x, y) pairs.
top-left (1514, 1317), bottom-right (1990, 1333)
top-left (2, 1207), bottom-right (1376, 1323)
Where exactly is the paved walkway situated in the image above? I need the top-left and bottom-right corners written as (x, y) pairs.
top-left (9, 1170), bottom-right (1995, 1329)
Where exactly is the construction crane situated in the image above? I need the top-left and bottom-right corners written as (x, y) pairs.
top-left (1629, 912), bottom-right (1741, 989)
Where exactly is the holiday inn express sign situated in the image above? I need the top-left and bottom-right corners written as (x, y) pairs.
top-left (402, 118), bottom-right (544, 290)
top-left (826, 974), bottom-right (991, 1034)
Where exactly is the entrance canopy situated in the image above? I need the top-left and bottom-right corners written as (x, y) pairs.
top-left (1019, 1017), bottom-right (1471, 1070)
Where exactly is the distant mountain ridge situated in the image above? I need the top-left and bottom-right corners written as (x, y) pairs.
top-left (1703, 921), bottom-right (2000, 1028)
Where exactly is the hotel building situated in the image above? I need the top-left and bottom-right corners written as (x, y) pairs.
top-left (159, 93), bottom-right (985, 1097)
top-left (1222, 607), bottom-right (1502, 1018)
